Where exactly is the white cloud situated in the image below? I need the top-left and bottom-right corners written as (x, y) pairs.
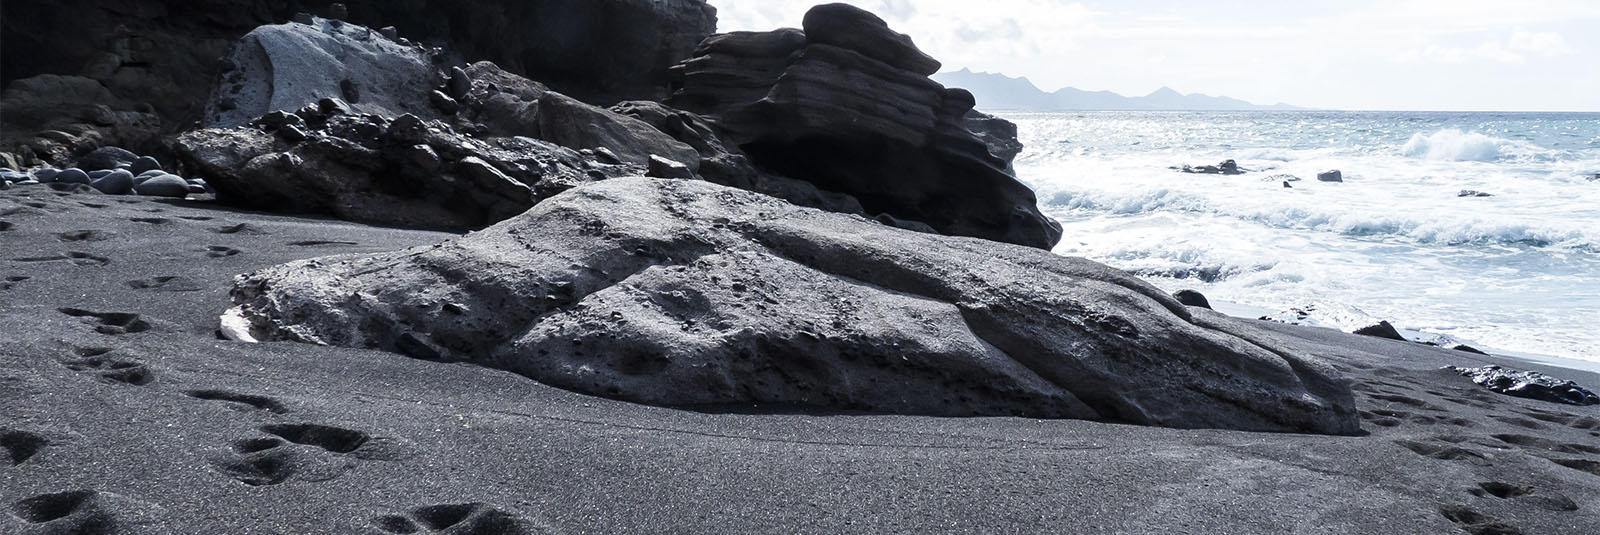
top-left (1508, 27), bottom-right (1572, 55)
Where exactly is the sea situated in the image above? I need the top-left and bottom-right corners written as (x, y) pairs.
top-left (997, 110), bottom-right (1600, 367)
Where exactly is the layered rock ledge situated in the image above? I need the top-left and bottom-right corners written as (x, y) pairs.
top-left (666, 3), bottom-right (1062, 249)
top-left (226, 178), bottom-right (1359, 434)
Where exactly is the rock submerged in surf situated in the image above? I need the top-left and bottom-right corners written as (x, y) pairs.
top-left (1446, 365), bottom-right (1600, 406)
top-left (1174, 159), bottom-right (1245, 175)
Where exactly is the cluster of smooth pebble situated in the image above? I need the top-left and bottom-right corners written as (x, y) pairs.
top-left (1, 147), bottom-right (208, 197)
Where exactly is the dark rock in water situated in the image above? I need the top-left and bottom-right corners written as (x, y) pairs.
top-left (1282, 181), bottom-right (1292, 188)
top-left (1353, 320), bottom-right (1406, 341)
top-left (77, 147), bottom-right (137, 171)
top-left (227, 177), bottom-right (1359, 434)
top-left (54, 168), bottom-right (92, 185)
top-left (90, 169), bottom-right (135, 194)
top-left (129, 155), bottom-right (162, 174)
top-left (133, 174), bottom-right (191, 197)
top-left (1172, 290), bottom-right (1212, 309)
top-left (962, 110), bottom-right (1024, 173)
top-left (1446, 365), bottom-right (1599, 405)
top-left (666, 3), bottom-right (1061, 250)
top-left (1452, 344), bottom-right (1488, 355)
top-left (646, 155), bottom-right (695, 179)
top-left (1317, 170), bottom-right (1343, 182)
top-left (1457, 190), bottom-right (1493, 197)
top-left (1178, 159), bottom-right (1246, 175)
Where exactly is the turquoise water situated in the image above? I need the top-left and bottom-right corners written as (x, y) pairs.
top-left (1003, 111), bottom-right (1600, 363)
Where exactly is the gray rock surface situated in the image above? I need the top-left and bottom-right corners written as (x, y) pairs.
top-left (227, 178), bottom-right (1358, 434)
top-left (963, 110), bottom-right (1025, 173)
top-left (54, 168), bottom-right (91, 185)
top-left (76, 146), bottom-right (139, 171)
top-left (176, 103), bottom-right (634, 230)
top-left (1353, 320), bottom-right (1406, 341)
top-left (133, 175), bottom-right (191, 198)
top-left (90, 169), bottom-right (135, 195)
top-left (205, 17), bottom-right (439, 128)
top-left (666, 3), bottom-right (1061, 249)
top-left (1318, 169), bottom-right (1343, 182)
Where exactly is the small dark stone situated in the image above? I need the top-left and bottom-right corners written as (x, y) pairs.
top-left (592, 147), bottom-right (622, 165)
top-left (340, 79), bottom-right (362, 103)
top-left (292, 12), bottom-right (314, 24)
top-left (380, 26), bottom-right (399, 40)
top-left (1282, 181), bottom-right (1292, 188)
top-left (646, 155), bottom-right (694, 179)
top-left (1452, 344), bottom-right (1488, 355)
top-left (278, 124), bottom-right (310, 142)
top-left (446, 66), bottom-right (472, 99)
top-left (90, 169), bottom-right (135, 195)
top-left (1352, 320), bottom-right (1405, 341)
top-left (77, 146), bottom-right (138, 171)
top-left (130, 156), bottom-right (162, 175)
top-left (134, 174), bottom-right (191, 198)
top-left (55, 168), bottom-right (92, 185)
top-left (328, 3), bottom-right (348, 20)
top-left (31, 168), bottom-right (60, 183)
top-left (1457, 190), bottom-right (1493, 197)
top-left (258, 111), bottom-right (303, 129)
top-left (1172, 290), bottom-right (1211, 309)
top-left (318, 97), bottom-right (351, 116)
top-left (1317, 170), bottom-right (1343, 182)
top-left (1446, 365), bottom-right (1599, 405)
top-left (429, 90), bottom-right (459, 115)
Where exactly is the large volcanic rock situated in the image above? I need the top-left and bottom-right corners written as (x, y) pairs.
top-left (0, 0), bottom-right (715, 166)
top-left (666, 3), bottom-right (1062, 249)
top-left (176, 103), bottom-right (629, 231)
top-left (226, 178), bottom-right (1359, 434)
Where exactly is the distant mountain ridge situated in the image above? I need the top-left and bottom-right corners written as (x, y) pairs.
top-left (934, 68), bottom-right (1302, 111)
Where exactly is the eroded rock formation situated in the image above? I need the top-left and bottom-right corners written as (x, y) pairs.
top-left (666, 3), bottom-right (1062, 249)
top-left (227, 178), bottom-right (1359, 434)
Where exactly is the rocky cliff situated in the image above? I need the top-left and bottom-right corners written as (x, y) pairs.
top-left (666, 3), bottom-right (1062, 249)
top-left (0, 0), bottom-right (715, 167)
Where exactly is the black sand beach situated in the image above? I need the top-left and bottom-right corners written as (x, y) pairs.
top-left (4, 186), bottom-right (1597, 534)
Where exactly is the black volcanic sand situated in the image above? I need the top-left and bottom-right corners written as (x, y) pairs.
top-left (3, 187), bottom-right (1598, 534)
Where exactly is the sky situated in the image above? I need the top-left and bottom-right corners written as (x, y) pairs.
top-left (707, 0), bottom-right (1600, 111)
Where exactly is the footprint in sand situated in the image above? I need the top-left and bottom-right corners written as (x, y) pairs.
top-left (58, 308), bottom-right (152, 335)
top-left (184, 389), bottom-right (288, 414)
top-left (372, 503), bottom-right (549, 535)
top-left (129, 217), bottom-right (170, 225)
top-left (63, 349), bottom-right (154, 386)
top-left (12, 251), bottom-right (111, 266)
top-left (210, 423), bottom-right (406, 487)
top-left (0, 220), bottom-right (15, 231)
top-left (1393, 438), bottom-right (1492, 465)
top-left (1, 428), bottom-right (50, 466)
top-left (1438, 505), bottom-right (1524, 535)
top-left (206, 246), bottom-right (242, 258)
top-left (125, 276), bottom-right (203, 292)
top-left (1, 276), bottom-right (29, 290)
top-left (288, 240), bottom-right (359, 247)
top-left (213, 223), bottom-right (266, 235)
top-left (9, 489), bottom-right (166, 534)
top-left (55, 229), bottom-right (112, 242)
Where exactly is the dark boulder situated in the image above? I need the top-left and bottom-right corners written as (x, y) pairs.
top-left (175, 106), bottom-right (630, 230)
top-left (1178, 159), bottom-right (1246, 175)
top-left (1353, 321), bottom-right (1406, 341)
top-left (1317, 170), bottom-right (1343, 182)
top-left (1173, 290), bottom-right (1213, 309)
top-left (666, 3), bottom-right (1061, 250)
top-left (226, 177), bottom-right (1359, 434)
top-left (1457, 190), bottom-right (1493, 197)
top-left (1447, 365), bottom-right (1599, 406)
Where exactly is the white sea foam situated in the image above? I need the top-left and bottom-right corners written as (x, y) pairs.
top-left (1400, 128), bottom-right (1547, 162)
top-left (1004, 110), bottom-right (1600, 363)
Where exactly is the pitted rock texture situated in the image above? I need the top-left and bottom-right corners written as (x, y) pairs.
top-left (228, 178), bottom-right (1358, 434)
top-left (176, 104), bottom-right (635, 231)
top-left (666, 3), bottom-right (1062, 249)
